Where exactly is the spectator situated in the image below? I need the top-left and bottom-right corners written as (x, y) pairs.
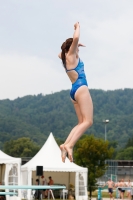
top-left (103, 178), bottom-right (115, 200)
top-left (34, 179), bottom-right (41, 200)
top-left (115, 180), bottom-right (122, 198)
top-left (120, 179), bottom-right (127, 200)
top-left (48, 176), bottom-right (54, 185)
top-left (127, 179), bottom-right (131, 199)
top-left (36, 179), bottom-right (39, 185)
top-left (41, 175), bottom-right (48, 198)
top-left (48, 176), bottom-right (54, 199)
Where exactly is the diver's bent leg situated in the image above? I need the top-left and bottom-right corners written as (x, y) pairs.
top-left (65, 86), bottom-right (93, 161)
top-left (60, 102), bottom-right (83, 162)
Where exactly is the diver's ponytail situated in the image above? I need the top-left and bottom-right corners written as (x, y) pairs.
top-left (61, 38), bottom-right (73, 68)
top-left (61, 42), bottom-right (66, 67)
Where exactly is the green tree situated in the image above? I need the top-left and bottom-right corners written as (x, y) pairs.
top-left (108, 140), bottom-right (118, 159)
top-left (125, 137), bottom-right (133, 148)
top-left (4, 137), bottom-right (40, 157)
top-left (115, 147), bottom-right (133, 160)
top-left (108, 141), bottom-right (118, 149)
top-left (74, 135), bottom-right (114, 199)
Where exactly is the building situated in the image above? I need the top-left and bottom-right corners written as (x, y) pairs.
top-left (117, 160), bottom-right (133, 180)
top-left (97, 160), bottom-right (133, 184)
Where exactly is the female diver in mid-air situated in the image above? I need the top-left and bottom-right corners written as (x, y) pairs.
top-left (58, 22), bottom-right (93, 162)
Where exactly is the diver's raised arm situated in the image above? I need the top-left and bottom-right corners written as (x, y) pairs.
top-left (68, 22), bottom-right (80, 55)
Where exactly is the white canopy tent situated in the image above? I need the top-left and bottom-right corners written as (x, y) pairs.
top-left (21, 133), bottom-right (88, 200)
top-left (0, 150), bottom-right (21, 200)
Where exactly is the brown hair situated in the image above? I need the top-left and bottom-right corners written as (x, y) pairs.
top-left (61, 38), bottom-right (73, 67)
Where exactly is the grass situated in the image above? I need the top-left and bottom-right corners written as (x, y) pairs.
top-left (92, 190), bottom-right (117, 198)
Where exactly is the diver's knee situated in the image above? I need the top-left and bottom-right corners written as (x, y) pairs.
top-left (90, 119), bottom-right (93, 126)
top-left (86, 119), bottom-right (93, 128)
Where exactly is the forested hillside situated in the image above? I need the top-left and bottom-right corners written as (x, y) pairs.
top-left (0, 88), bottom-right (133, 149)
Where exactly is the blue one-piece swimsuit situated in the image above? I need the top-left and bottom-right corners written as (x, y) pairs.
top-left (66, 58), bottom-right (88, 101)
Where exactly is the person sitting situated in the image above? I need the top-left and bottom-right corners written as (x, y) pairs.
top-left (48, 177), bottom-right (54, 199)
top-left (41, 175), bottom-right (48, 199)
top-left (34, 179), bottom-right (41, 200)
top-left (48, 177), bottom-right (54, 185)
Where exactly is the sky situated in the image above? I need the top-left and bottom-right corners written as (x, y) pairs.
top-left (0, 0), bottom-right (133, 100)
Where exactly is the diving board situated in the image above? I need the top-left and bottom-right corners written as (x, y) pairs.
top-left (0, 185), bottom-right (66, 200)
top-left (0, 192), bottom-right (17, 195)
top-left (0, 185), bottom-right (66, 190)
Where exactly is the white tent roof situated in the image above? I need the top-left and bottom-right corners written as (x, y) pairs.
top-left (21, 133), bottom-right (87, 172)
top-left (0, 150), bottom-right (21, 164)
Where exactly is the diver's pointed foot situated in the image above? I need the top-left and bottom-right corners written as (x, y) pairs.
top-left (64, 145), bottom-right (73, 162)
top-left (60, 144), bottom-right (67, 163)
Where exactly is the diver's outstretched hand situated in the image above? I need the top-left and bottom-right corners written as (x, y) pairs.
top-left (74, 22), bottom-right (80, 30)
top-left (78, 43), bottom-right (86, 47)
